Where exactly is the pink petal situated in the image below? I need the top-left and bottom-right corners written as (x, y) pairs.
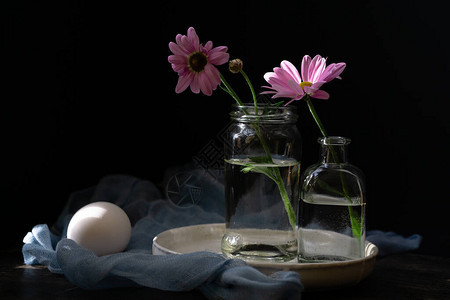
top-left (269, 68), bottom-right (299, 88)
top-left (204, 64), bottom-right (221, 88)
top-left (175, 72), bottom-right (194, 93)
top-left (319, 63), bottom-right (346, 82)
top-left (171, 63), bottom-right (186, 73)
top-left (303, 85), bottom-right (318, 94)
top-left (175, 34), bottom-right (183, 45)
top-left (266, 79), bottom-right (303, 99)
top-left (309, 55), bottom-right (326, 83)
top-left (190, 73), bottom-right (201, 94)
top-left (169, 42), bottom-right (187, 56)
top-left (168, 53), bottom-right (188, 73)
top-left (260, 90), bottom-right (276, 95)
top-left (264, 72), bottom-right (276, 82)
top-left (276, 66), bottom-right (297, 83)
top-left (287, 79), bottom-right (304, 96)
top-left (198, 72), bottom-right (212, 95)
top-left (307, 55), bottom-right (320, 82)
top-left (301, 55), bottom-right (311, 82)
top-left (168, 54), bottom-right (186, 65)
top-left (180, 35), bottom-right (195, 53)
top-left (204, 41), bottom-right (213, 52)
top-left (284, 95), bottom-right (305, 106)
top-left (271, 93), bottom-right (291, 99)
top-left (208, 49), bottom-right (229, 65)
top-left (263, 64), bottom-right (306, 101)
top-left (311, 90), bottom-right (330, 99)
top-left (281, 60), bottom-right (301, 83)
top-left (311, 81), bottom-right (326, 90)
top-left (267, 76), bottom-right (290, 89)
top-left (187, 27), bottom-right (200, 51)
top-left (209, 46), bottom-right (228, 53)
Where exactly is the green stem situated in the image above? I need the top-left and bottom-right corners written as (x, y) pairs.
top-left (305, 96), bottom-right (327, 137)
top-left (221, 70), bottom-right (296, 231)
top-left (253, 126), bottom-right (297, 231)
top-left (240, 69), bottom-right (258, 114)
top-left (274, 169), bottom-right (297, 230)
top-left (219, 72), bottom-right (243, 106)
top-left (305, 95), bottom-right (363, 246)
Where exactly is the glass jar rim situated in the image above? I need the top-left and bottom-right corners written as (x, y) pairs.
top-left (230, 104), bottom-right (298, 123)
top-left (318, 136), bottom-right (351, 145)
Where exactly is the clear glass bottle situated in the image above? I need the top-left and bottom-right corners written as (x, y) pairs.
top-left (222, 104), bottom-right (302, 262)
top-left (298, 136), bottom-right (366, 262)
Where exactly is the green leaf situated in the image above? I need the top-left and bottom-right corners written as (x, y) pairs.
top-left (348, 206), bottom-right (362, 242)
top-left (239, 160), bottom-right (297, 231)
top-left (240, 164), bottom-right (277, 181)
top-left (272, 101), bottom-right (284, 107)
top-left (317, 180), bottom-right (345, 197)
top-left (241, 166), bottom-right (254, 173)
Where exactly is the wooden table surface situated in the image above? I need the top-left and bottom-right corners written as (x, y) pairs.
top-left (1, 248), bottom-right (449, 299)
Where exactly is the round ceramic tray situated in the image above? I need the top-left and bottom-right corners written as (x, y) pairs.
top-left (152, 223), bottom-right (378, 290)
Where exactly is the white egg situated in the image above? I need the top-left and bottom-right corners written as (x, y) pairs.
top-left (67, 201), bottom-right (131, 256)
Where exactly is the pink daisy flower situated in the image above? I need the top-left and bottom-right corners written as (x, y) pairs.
top-left (262, 55), bottom-right (346, 105)
top-left (168, 27), bottom-right (230, 96)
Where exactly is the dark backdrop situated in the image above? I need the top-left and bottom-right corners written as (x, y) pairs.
top-left (2, 1), bottom-right (449, 254)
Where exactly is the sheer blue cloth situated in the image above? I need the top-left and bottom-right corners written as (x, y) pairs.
top-left (22, 172), bottom-right (422, 299)
top-left (22, 173), bottom-right (303, 299)
top-left (366, 230), bottom-right (422, 256)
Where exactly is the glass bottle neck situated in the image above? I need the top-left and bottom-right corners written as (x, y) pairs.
top-left (318, 136), bottom-right (350, 164)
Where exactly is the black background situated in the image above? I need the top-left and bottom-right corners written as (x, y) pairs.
top-left (2, 1), bottom-right (449, 254)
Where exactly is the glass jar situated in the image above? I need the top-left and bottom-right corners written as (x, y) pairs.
top-left (298, 136), bottom-right (366, 262)
top-left (221, 104), bottom-right (301, 262)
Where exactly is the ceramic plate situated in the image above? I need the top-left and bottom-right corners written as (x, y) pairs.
top-left (152, 223), bottom-right (378, 290)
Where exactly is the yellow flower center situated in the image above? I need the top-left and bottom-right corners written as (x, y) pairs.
top-left (299, 81), bottom-right (312, 91)
top-left (188, 51), bottom-right (208, 73)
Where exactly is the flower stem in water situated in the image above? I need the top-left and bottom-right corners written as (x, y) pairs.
top-left (305, 95), bottom-right (363, 245)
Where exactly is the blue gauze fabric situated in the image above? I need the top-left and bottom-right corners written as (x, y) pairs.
top-left (366, 230), bottom-right (422, 256)
top-left (22, 172), bottom-right (422, 298)
top-left (22, 173), bottom-right (303, 300)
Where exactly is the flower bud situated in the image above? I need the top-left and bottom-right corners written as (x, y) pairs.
top-left (229, 59), bottom-right (243, 74)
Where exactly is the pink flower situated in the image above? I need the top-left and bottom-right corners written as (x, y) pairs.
top-left (168, 27), bottom-right (230, 96)
top-left (262, 55), bottom-right (346, 104)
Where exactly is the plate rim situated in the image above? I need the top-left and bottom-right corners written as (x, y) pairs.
top-left (152, 222), bottom-right (379, 270)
